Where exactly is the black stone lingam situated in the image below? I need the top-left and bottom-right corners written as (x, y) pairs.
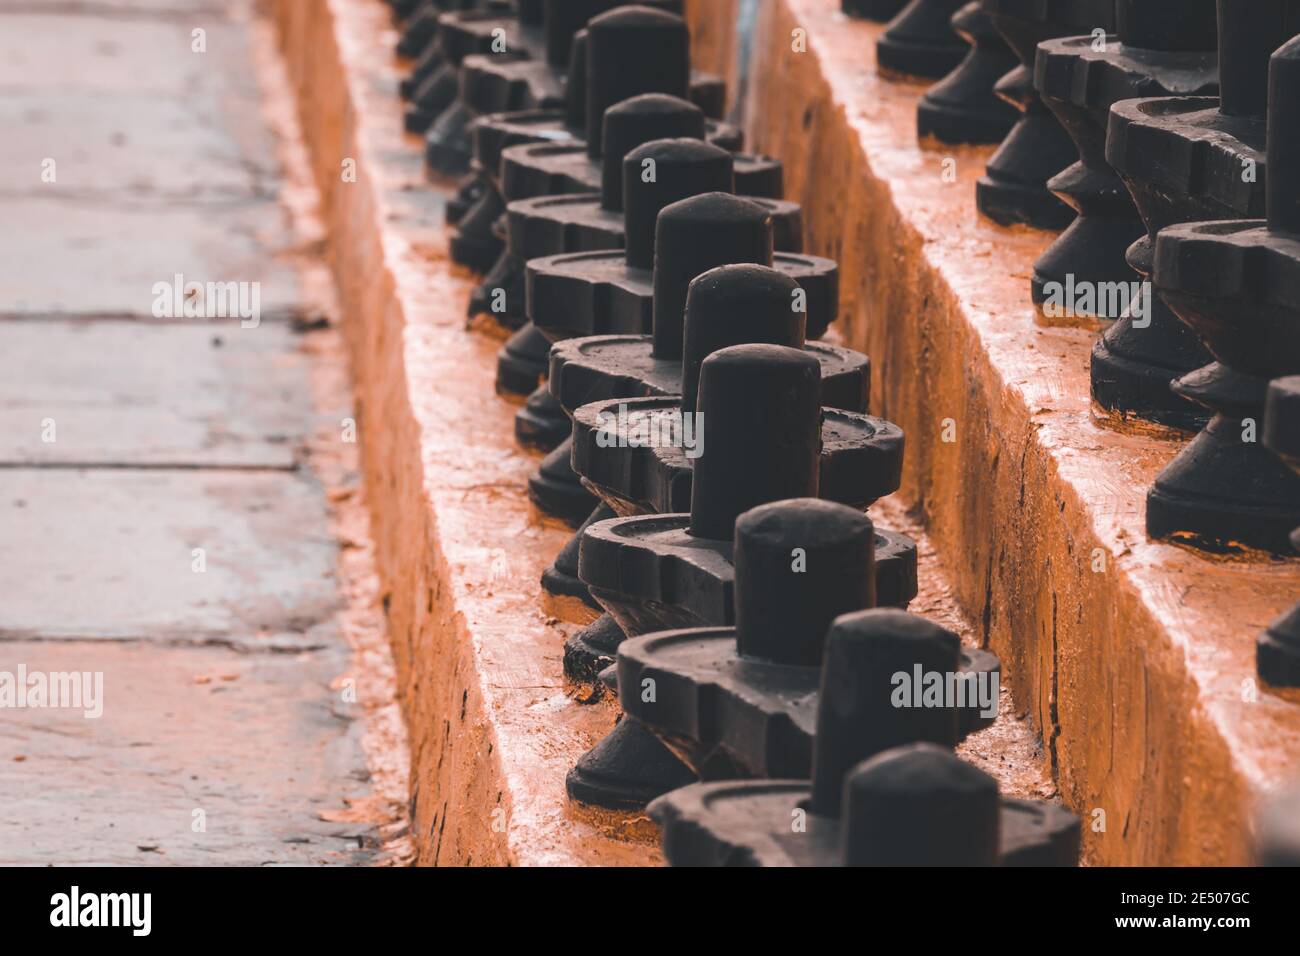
top-left (492, 98), bottom-right (789, 334)
top-left (1257, 784), bottom-right (1300, 865)
top-left (877, 0), bottom-right (968, 79)
top-left (515, 150), bottom-right (832, 524)
top-left (526, 188), bottom-right (837, 531)
top-left (452, 0), bottom-right (631, 117)
top-left (651, 745), bottom-right (1080, 866)
top-left (1097, 0), bottom-right (1297, 430)
top-left (1031, 0), bottom-right (1218, 324)
top-left (549, 252), bottom-right (870, 673)
top-left (527, 186), bottom-right (836, 348)
top-left (1258, 376), bottom-right (1300, 685)
top-left (845, 0), bottom-right (908, 19)
top-left (618, 501), bottom-right (1000, 780)
top-left (456, 50), bottom-right (560, 121)
top-left (507, 139), bottom-right (736, 521)
top-left (916, 2), bottom-right (1018, 144)
top-left (977, 0), bottom-right (1115, 229)
top-left (401, 1), bottom-right (487, 102)
top-left (1147, 36), bottom-right (1300, 555)
top-left (452, 6), bottom-right (731, 272)
top-left (498, 137), bottom-right (734, 401)
top-left (400, 0), bottom-right (493, 58)
top-left (473, 92), bottom-right (754, 324)
top-left (501, 134), bottom-right (785, 261)
top-left (549, 261), bottom-right (868, 424)
top-left (409, 4), bottom-right (546, 137)
top-left (575, 343), bottom-right (914, 635)
top-left (505, 112), bottom-right (786, 260)
top-left (564, 345), bottom-right (912, 810)
top-left (647, 629), bottom-right (1080, 867)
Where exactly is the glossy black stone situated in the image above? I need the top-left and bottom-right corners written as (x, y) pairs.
top-left (916, 2), bottom-right (1018, 144)
top-left (502, 139), bottom-right (745, 527)
top-left (1031, 0), bottom-right (1218, 323)
top-left (547, 259), bottom-right (869, 660)
top-left (1148, 37), bottom-right (1300, 555)
top-left (877, 0), bottom-right (967, 79)
top-left (1098, 0), bottom-right (1296, 430)
top-left (455, 7), bottom-right (735, 275)
top-left (977, 0), bottom-right (1115, 229)
top-left (527, 195), bottom-right (836, 346)
top-left (565, 346), bottom-right (912, 811)
top-left (535, 194), bottom-right (826, 621)
top-left (647, 659), bottom-right (1079, 866)
top-left (617, 502), bottom-right (998, 781)
top-left (573, 344), bottom-right (916, 635)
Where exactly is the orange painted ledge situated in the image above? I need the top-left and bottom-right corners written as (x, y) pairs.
top-left (684, 0), bottom-right (1300, 864)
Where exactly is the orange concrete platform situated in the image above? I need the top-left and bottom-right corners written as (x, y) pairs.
top-left (272, 0), bottom-right (1055, 865)
top-left (685, 0), bottom-right (1300, 864)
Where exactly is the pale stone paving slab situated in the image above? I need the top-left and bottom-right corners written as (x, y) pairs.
top-left (0, 92), bottom-right (277, 201)
top-left (0, 197), bottom-right (301, 318)
top-left (0, 15), bottom-right (255, 96)
top-left (0, 319), bottom-right (312, 468)
top-left (0, 469), bottom-right (340, 645)
top-left (0, 0), bottom-right (399, 865)
top-left (0, 639), bottom-right (378, 866)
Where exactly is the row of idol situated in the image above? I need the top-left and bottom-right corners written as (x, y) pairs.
top-left (852, 0), bottom-right (1300, 689)
top-left (384, 0), bottom-right (1300, 864)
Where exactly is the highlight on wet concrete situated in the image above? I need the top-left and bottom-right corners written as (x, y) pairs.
top-left (0, 0), bottom-right (409, 865)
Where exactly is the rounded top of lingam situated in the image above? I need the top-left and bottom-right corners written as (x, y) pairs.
top-left (679, 263), bottom-right (803, 408)
top-left (808, 609), bottom-right (963, 817)
top-left (650, 194), bottom-right (774, 357)
top-left (733, 498), bottom-right (875, 667)
top-left (840, 743), bottom-right (1001, 865)
top-left (622, 140), bottom-right (734, 271)
top-left (601, 95), bottom-right (707, 210)
top-left (585, 6), bottom-right (690, 156)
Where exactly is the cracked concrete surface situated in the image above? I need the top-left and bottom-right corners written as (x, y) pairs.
top-left (0, 0), bottom-right (409, 865)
